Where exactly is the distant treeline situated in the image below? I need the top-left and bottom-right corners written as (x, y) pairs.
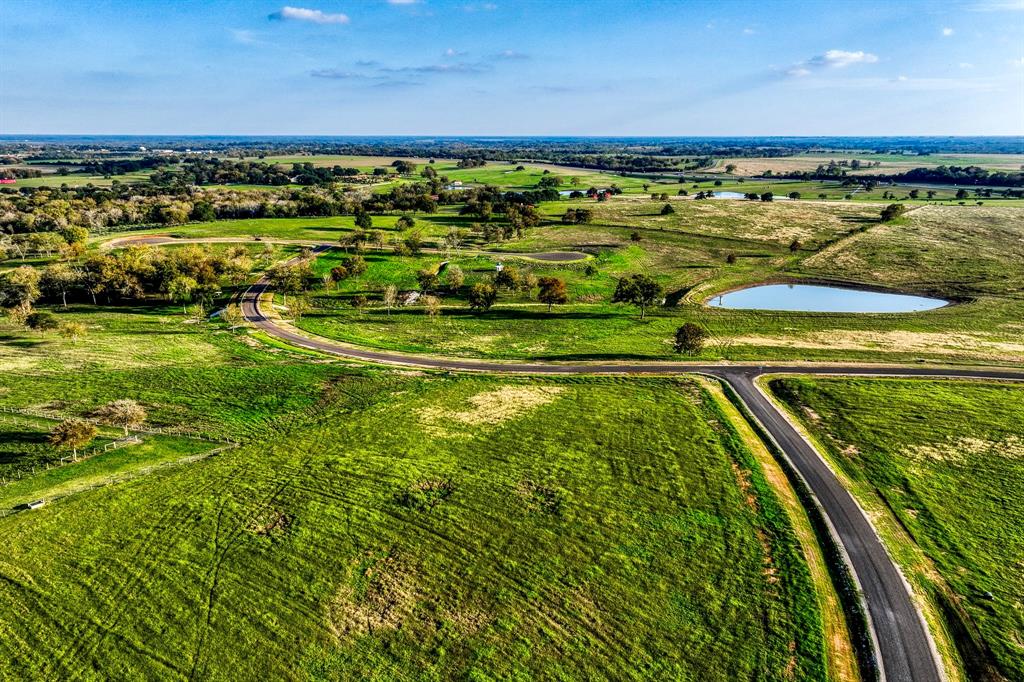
top-left (5, 135), bottom-right (1023, 155)
top-left (78, 157), bottom-right (169, 176)
top-left (773, 164), bottom-right (1024, 188)
top-left (0, 173), bottom-right (560, 237)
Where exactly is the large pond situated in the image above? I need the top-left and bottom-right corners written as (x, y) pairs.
top-left (707, 283), bottom-right (948, 313)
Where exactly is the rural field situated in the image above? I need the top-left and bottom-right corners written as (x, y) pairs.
top-left (0, 305), bottom-right (828, 678)
top-left (4, 0), bottom-right (1024, 677)
top-left (707, 153), bottom-right (1024, 176)
top-left (770, 377), bottom-right (1024, 681)
top-left (262, 200), bottom-right (1024, 365)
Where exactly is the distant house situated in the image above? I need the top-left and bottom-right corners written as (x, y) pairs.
top-left (401, 291), bottom-right (421, 306)
top-left (0, 179), bottom-right (15, 184)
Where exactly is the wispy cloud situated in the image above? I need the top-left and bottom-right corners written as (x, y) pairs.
top-left (942, 27), bottom-right (955, 36)
top-left (443, 48), bottom-right (467, 57)
top-left (1012, 56), bottom-right (1024, 67)
top-left (787, 49), bottom-right (878, 76)
top-left (383, 62), bottom-right (489, 74)
top-left (742, 27), bottom-right (756, 35)
top-left (309, 68), bottom-right (422, 89)
top-left (268, 6), bottom-right (350, 24)
top-left (492, 49), bottom-right (529, 60)
top-left (463, 2), bottom-right (497, 11)
top-left (386, 0), bottom-right (419, 4)
top-left (310, 69), bottom-right (375, 80)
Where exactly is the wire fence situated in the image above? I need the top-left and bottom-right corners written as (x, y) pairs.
top-left (0, 405), bottom-right (237, 443)
top-left (0, 405), bottom-right (239, 516)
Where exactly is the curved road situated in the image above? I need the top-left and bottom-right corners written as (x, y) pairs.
top-left (237, 253), bottom-right (1024, 682)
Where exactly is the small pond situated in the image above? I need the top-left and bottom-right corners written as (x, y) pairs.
top-left (707, 283), bottom-right (947, 313)
top-left (708, 191), bottom-right (792, 200)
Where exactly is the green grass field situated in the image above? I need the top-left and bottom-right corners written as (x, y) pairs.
top-left (1, 170), bottom-right (155, 188)
top-left (280, 201), bottom-right (1024, 365)
top-left (0, 303), bottom-right (827, 678)
top-left (770, 377), bottom-right (1024, 680)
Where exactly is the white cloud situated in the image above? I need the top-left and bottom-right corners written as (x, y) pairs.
top-left (786, 50), bottom-right (878, 77)
top-left (817, 49), bottom-right (878, 67)
top-left (959, 62), bottom-right (974, 69)
top-left (443, 48), bottom-right (466, 57)
top-left (942, 27), bottom-right (954, 36)
top-left (742, 27), bottom-right (755, 35)
top-left (268, 6), bottom-right (350, 24)
top-left (463, 2), bottom-right (497, 11)
top-left (387, 0), bottom-right (419, 4)
top-left (1012, 57), bottom-right (1024, 67)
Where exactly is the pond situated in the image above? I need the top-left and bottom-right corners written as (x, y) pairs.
top-left (707, 191), bottom-right (792, 200)
top-left (707, 283), bottom-right (948, 313)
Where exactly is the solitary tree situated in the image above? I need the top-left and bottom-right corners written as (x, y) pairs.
top-left (95, 399), bottom-right (147, 436)
top-left (612, 274), bottom-right (663, 319)
top-left (467, 282), bottom-right (497, 312)
top-left (673, 323), bottom-right (709, 355)
top-left (288, 295), bottom-right (311, 322)
top-left (49, 418), bottom-right (97, 460)
top-left (789, 239), bottom-right (802, 253)
top-left (59, 321), bottom-right (87, 342)
top-left (382, 284), bottom-right (398, 316)
top-left (417, 269), bottom-right (439, 291)
top-left (445, 264), bottom-right (465, 292)
top-left (422, 294), bottom-right (441, 320)
top-left (222, 304), bottom-right (245, 329)
top-left (494, 266), bottom-right (522, 290)
top-left (266, 262), bottom-right (309, 305)
top-left (660, 203), bottom-right (675, 215)
top-left (880, 203), bottom-right (907, 222)
top-left (537, 277), bottom-right (568, 312)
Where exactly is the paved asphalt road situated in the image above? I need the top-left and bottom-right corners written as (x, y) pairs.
top-left (242, 258), bottom-right (1024, 682)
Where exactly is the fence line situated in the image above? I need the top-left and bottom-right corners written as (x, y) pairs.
top-left (0, 405), bottom-right (239, 494)
top-left (0, 441), bottom-right (238, 518)
top-left (0, 405), bottom-right (238, 443)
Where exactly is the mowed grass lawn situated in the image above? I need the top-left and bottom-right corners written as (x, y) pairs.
top-left (770, 377), bottom-right (1024, 680)
top-left (0, 370), bottom-right (826, 680)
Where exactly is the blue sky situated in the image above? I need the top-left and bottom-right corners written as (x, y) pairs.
top-left (1, 0), bottom-right (1022, 135)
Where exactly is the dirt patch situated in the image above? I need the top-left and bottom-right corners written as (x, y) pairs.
top-left (418, 386), bottom-right (565, 436)
top-left (328, 550), bottom-right (418, 638)
top-left (731, 329), bottom-right (1024, 362)
top-left (730, 462), bottom-right (759, 512)
top-left (246, 508), bottom-right (292, 537)
top-left (903, 435), bottom-right (1024, 464)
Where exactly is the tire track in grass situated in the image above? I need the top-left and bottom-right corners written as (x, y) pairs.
top-left (53, 457), bottom-right (249, 675)
top-left (187, 445), bottom-right (317, 679)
